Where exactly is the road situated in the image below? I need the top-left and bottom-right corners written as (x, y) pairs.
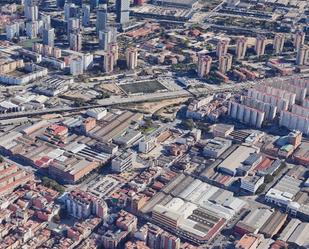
top-left (0, 82), bottom-right (253, 120)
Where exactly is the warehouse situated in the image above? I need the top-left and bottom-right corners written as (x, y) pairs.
top-left (259, 210), bottom-right (287, 238)
top-left (287, 223), bottom-right (309, 247)
top-left (218, 145), bottom-right (259, 176)
top-left (234, 208), bottom-right (274, 235)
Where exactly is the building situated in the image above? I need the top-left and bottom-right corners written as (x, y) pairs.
top-left (86, 108), bottom-right (107, 120)
top-left (218, 53), bottom-right (233, 74)
top-left (116, 0), bottom-right (130, 25)
top-left (240, 175), bottom-right (264, 194)
top-left (212, 124), bottom-right (234, 138)
top-left (203, 137), bottom-right (232, 158)
top-left (99, 30), bottom-right (112, 50)
top-left (6, 22), bottom-right (20, 40)
top-left (26, 21), bottom-right (38, 39)
top-left (236, 37), bottom-right (248, 60)
top-left (109, 42), bottom-right (119, 63)
top-left (67, 17), bottom-right (80, 35)
top-left (152, 0), bottom-right (198, 8)
top-left (82, 4), bottom-right (90, 27)
top-left (70, 57), bottom-right (84, 76)
top-left (0, 162), bottom-right (34, 197)
top-left (66, 189), bottom-right (108, 219)
top-left (216, 39), bottom-right (229, 58)
top-left (102, 52), bottom-right (115, 73)
top-left (111, 151), bottom-right (136, 173)
top-left (259, 210), bottom-right (287, 238)
top-left (126, 47), bottom-right (138, 70)
top-left (234, 208), bottom-right (273, 235)
top-left (294, 30), bottom-right (305, 50)
top-left (139, 136), bottom-right (157, 153)
top-left (197, 54), bottom-right (212, 78)
top-left (235, 234), bottom-right (263, 249)
top-left (96, 8), bottom-right (108, 33)
top-left (217, 145), bottom-right (258, 176)
top-left (273, 33), bottom-right (285, 54)
top-left (24, 0), bottom-right (38, 21)
top-left (255, 35), bottom-right (266, 57)
top-left (42, 28), bottom-right (55, 47)
top-left (69, 30), bottom-right (82, 52)
top-left (296, 45), bottom-right (309, 66)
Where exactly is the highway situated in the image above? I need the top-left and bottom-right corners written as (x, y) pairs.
top-left (0, 82), bottom-right (254, 120)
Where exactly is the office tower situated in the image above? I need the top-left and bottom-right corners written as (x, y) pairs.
top-left (99, 30), bottom-right (112, 50)
top-left (116, 0), bottom-right (130, 25)
top-left (294, 31), bottom-right (305, 50)
top-left (108, 42), bottom-right (119, 64)
top-left (64, 3), bottom-right (79, 21)
top-left (6, 23), bottom-right (20, 40)
top-left (56, 0), bottom-right (65, 8)
top-left (296, 45), bottom-right (309, 66)
top-left (216, 39), bottom-right (229, 58)
top-left (273, 33), bottom-right (285, 54)
top-left (70, 57), bottom-right (84, 75)
top-left (236, 37), bottom-right (247, 60)
top-left (96, 8), bottom-right (108, 33)
top-left (67, 18), bottom-right (80, 36)
top-left (41, 14), bottom-right (51, 29)
top-left (126, 47), bottom-right (138, 70)
top-left (103, 52), bottom-right (115, 73)
top-left (26, 21), bottom-right (38, 38)
top-left (82, 4), bottom-right (91, 27)
top-left (70, 30), bottom-right (82, 51)
top-left (109, 25), bottom-right (118, 42)
top-left (42, 28), bottom-right (55, 47)
top-left (255, 35), bottom-right (266, 57)
top-left (197, 54), bottom-right (212, 78)
top-left (219, 54), bottom-right (233, 74)
top-left (24, 4), bottom-right (38, 21)
top-left (90, 0), bottom-right (99, 10)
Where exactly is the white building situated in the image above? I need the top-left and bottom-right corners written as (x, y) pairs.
top-left (139, 136), bottom-right (157, 153)
top-left (86, 108), bottom-right (107, 120)
top-left (241, 175), bottom-right (264, 194)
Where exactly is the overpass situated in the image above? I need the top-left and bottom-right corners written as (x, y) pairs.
top-left (0, 83), bottom-right (253, 120)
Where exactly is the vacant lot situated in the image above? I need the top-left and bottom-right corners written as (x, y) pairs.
top-left (118, 80), bottom-right (167, 94)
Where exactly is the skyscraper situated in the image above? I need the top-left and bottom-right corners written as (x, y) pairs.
top-left (108, 42), bottom-right (119, 65)
top-left (296, 45), bottom-right (309, 66)
top-left (67, 18), bottom-right (80, 36)
top-left (219, 54), bottom-right (233, 74)
top-left (99, 30), bottom-right (112, 50)
top-left (41, 14), bottom-right (51, 29)
top-left (294, 31), bottom-right (305, 50)
top-left (26, 21), bottom-right (38, 38)
top-left (6, 23), bottom-right (20, 40)
top-left (273, 33), bottom-right (285, 54)
top-left (70, 30), bottom-right (82, 52)
top-left (42, 28), bottom-right (55, 47)
top-left (102, 52), bottom-right (115, 73)
top-left (126, 47), bottom-right (138, 70)
top-left (255, 35), bottom-right (266, 57)
top-left (216, 39), bottom-right (229, 58)
top-left (96, 8), bottom-right (108, 33)
top-left (90, 0), bottom-right (99, 10)
top-left (64, 3), bottom-right (79, 21)
top-left (236, 37), bottom-right (247, 60)
top-left (197, 54), bottom-right (212, 78)
top-left (82, 4), bottom-right (91, 27)
top-left (116, 0), bottom-right (130, 25)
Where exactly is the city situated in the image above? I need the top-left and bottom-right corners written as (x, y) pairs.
top-left (0, 0), bottom-right (308, 248)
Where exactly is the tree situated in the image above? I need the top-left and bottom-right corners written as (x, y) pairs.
top-left (264, 174), bottom-right (274, 184)
top-left (181, 119), bottom-right (195, 130)
top-left (0, 156), bottom-right (3, 163)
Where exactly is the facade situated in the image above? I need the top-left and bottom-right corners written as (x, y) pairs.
top-left (111, 151), bottom-right (136, 173)
top-left (126, 47), bottom-right (138, 70)
top-left (116, 0), bottom-right (130, 25)
top-left (103, 52), bottom-right (115, 73)
top-left (96, 8), bottom-right (108, 33)
top-left (99, 30), bottom-right (112, 50)
top-left (296, 45), bottom-right (309, 66)
top-left (42, 28), bottom-right (55, 47)
top-left (26, 21), bottom-right (38, 39)
top-left (216, 39), bottom-right (229, 58)
top-left (273, 33), bottom-right (285, 54)
top-left (240, 175), bottom-right (264, 194)
top-left (236, 37), bottom-right (247, 60)
top-left (197, 54), bottom-right (212, 78)
top-left (82, 4), bottom-right (91, 27)
top-left (139, 136), bottom-right (157, 153)
top-left (70, 57), bottom-right (84, 76)
top-left (69, 31), bottom-right (82, 52)
top-left (218, 53), bottom-right (233, 74)
top-left (255, 35), bottom-right (266, 57)
top-left (294, 30), bottom-right (305, 50)
top-left (66, 189), bottom-right (108, 219)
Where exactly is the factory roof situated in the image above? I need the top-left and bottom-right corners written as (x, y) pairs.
top-left (287, 223), bottom-right (309, 247)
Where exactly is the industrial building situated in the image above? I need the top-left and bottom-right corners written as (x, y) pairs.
top-left (234, 208), bottom-right (274, 236)
top-left (217, 145), bottom-right (259, 176)
top-left (111, 151), bottom-right (136, 173)
top-left (259, 210), bottom-right (287, 238)
top-left (203, 137), bottom-right (232, 158)
top-left (240, 175), bottom-right (264, 194)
